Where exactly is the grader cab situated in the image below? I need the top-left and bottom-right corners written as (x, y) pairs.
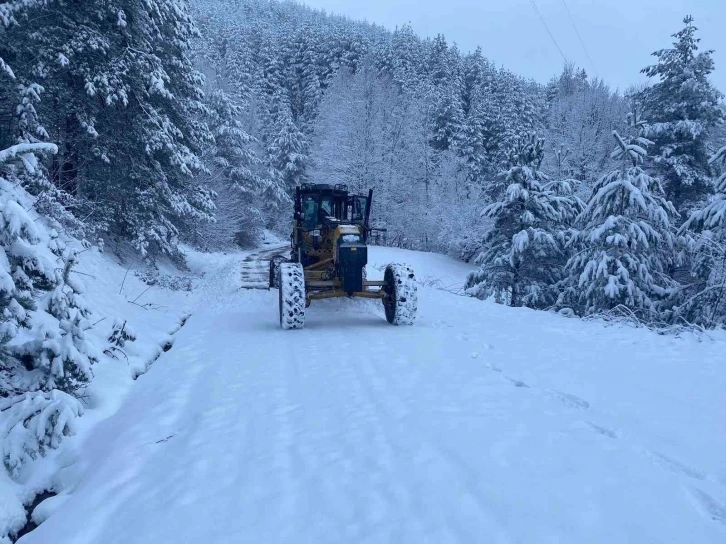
top-left (269, 184), bottom-right (417, 330)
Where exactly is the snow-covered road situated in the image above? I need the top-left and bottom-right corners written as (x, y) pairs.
top-left (20, 247), bottom-right (726, 543)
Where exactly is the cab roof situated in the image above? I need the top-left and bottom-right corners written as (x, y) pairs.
top-left (299, 183), bottom-right (349, 194)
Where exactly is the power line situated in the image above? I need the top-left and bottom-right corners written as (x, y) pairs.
top-left (528, 0), bottom-right (568, 63)
top-left (561, 0), bottom-right (598, 76)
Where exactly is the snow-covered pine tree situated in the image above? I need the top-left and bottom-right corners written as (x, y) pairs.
top-left (387, 24), bottom-right (425, 92)
top-left (44, 249), bottom-right (99, 388)
top-left (480, 70), bottom-right (546, 172)
top-left (287, 24), bottom-right (324, 130)
top-left (429, 83), bottom-right (463, 153)
top-left (1, 10), bottom-right (96, 460)
top-left (267, 109), bottom-right (308, 191)
top-left (558, 117), bottom-right (679, 319)
top-left (0, 21), bottom-right (99, 471)
top-left (639, 16), bottom-right (724, 217)
top-left (206, 90), bottom-right (261, 192)
top-left (714, 146), bottom-right (726, 189)
top-left (3, 0), bottom-right (218, 261)
top-left (1, 180), bottom-right (98, 396)
top-left (1, 151), bottom-right (95, 481)
top-left (456, 50), bottom-right (489, 189)
top-left (0, 1), bottom-right (54, 162)
top-left (675, 146), bottom-right (726, 327)
top-left (0, 193), bottom-right (48, 395)
top-left (427, 34), bottom-right (463, 153)
top-left (190, 88), bottom-right (288, 249)
top-left (204, 89), bottom-right (262, 248)
top-left (457, 101), bottom-right (487, 191)
top-left (465, 133), bottom-right (582, 308)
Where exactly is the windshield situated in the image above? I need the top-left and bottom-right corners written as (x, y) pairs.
top-left (320, 196), bottom-right (333, 219)
top-left (302, 195), bottom-right (319, 230)
top-left (302, 194), bottom-right (336, 229)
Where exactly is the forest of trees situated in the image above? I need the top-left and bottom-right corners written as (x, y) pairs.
top-left (0, 3), bottom-right (724, 529)
top-left (188, 1), bottom-right (725, 329)
top-left (1, 0), bottom-right (726, 421)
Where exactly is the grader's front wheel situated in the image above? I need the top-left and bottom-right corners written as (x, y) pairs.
top-left (382, 264), bottom-right (418, 325)
top-left (278, 263), bottom-right (305, 330)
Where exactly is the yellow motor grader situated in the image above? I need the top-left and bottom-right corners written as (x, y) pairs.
top-left (269, 183), bottom-right (417, 330)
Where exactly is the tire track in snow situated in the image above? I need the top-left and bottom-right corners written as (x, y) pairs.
top-left (318, 342), bottom-right (432, 542)
top-left (350, 353), bottom-right (509, 541)
top-left (276, 323), bottom-right (450, 542)
top-left (271, 343), bottom-right (301, 541)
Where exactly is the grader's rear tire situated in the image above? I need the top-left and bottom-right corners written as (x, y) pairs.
top-left (382, 263), bottom-right (418, 325)
top-left (278, 263), bottom-right (305, 330)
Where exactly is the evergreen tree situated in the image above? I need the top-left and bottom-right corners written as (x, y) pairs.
top-left (1, 0), bottom-right (98, 397)
top-left (558, 120), bottom-right (679, 319)
top-left (388, 24), bottom-right (424, 92)
top-left (42, 249), bottom-right (98, 392)
top-left (639, 16), bottom-right (724, 217)
top-left (457, 100), bottom-right (487, 190)
top-left (465, 133), bottom-right (582, 308)
top-left (455, 49), bottom-right (490, 187)
top-left (206, 89), bottom-right (263, 194)
top-left (429, 83), bottom-right (463, 152)
top-left (460, 48), bottom-right (487, 117)
top-left (268, 110), bottom-right (308, 190)
top-left (1, 186), bottom-right (98, 396)
top-left (480, 70), bottom-right (545, 171)
top-left (0, 159), bottom-right (90, 482)
top-left (675, 146), bottom-right (726, 327)
top-left (0, 1), bottom-right (54, 156)
top-left (2, 0), bottom-right (218, 261)
top-left (190, 88), bottom-right (287, 248)
top-left (288, 24), bottom-right (324, 128)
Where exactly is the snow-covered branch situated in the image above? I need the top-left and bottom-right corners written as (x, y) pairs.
top-left (0, 143), bottom-right (58, 165)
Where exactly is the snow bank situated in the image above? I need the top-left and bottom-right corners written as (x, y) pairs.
top-left (0, 185), bottom-right (240, 540)
top-left (368, 245), bottom-right (475, 292)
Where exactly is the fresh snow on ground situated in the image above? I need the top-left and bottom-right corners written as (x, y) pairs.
top-left (0, 240), bottom-right (259, 541)
top-left (14, 245), bottom-right (726, 543)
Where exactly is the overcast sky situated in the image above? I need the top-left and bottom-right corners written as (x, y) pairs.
top-left (299, 0), bottom-right (725, 94)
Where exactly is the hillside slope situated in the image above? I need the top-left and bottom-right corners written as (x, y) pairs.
top-left (19, 246), bottom-right (726, 543)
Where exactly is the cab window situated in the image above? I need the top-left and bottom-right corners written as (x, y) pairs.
top-left (350, 196), bottom-right (367, 223)
top-left (320, 196), bottom-right (333, 218)
top-left (302, 196), bottom-right (319, 229)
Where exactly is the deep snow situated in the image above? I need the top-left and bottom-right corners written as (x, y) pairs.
top-left (13, 245), bottom-right (726, 543)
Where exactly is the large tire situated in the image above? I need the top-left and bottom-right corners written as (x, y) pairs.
top-left (382, 264), bottom-right (417, 325)
top-left (278, 263), bottom-right (305, 329)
